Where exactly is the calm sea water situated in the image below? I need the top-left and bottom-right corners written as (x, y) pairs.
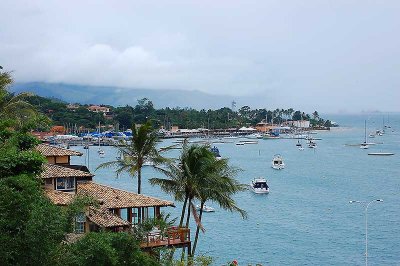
top-left (71, 114), bottom-right (400, 265)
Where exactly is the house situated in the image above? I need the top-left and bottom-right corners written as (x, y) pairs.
top-left (87, 105), bottom-right (110, 113)
top-left (36, 144), bottom-right (191, 251)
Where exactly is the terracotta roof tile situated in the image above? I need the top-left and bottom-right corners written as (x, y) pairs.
top-left (45, 189), bottom-right (75, 205)
top-left (77, 182), bottom-right (175, 209)
top-left (88, 207), bottom-right (131, 228)
top-left (40, 163), bottom-right (94, 179)
top-left (36, 144), bottom-right (83, 156)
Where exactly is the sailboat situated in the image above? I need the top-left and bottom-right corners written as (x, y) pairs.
top-left (360, 120), bottom-right (369, 149)
top-left (97, 122), bottom-right (105, 156)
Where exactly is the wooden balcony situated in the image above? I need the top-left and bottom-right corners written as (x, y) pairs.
top-left (140, 227), bottom-right (191, 250)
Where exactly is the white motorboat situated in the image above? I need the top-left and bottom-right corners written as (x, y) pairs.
top-left (246, 133), bottom-right (263, 139)
top-left (250, 178), bottom-right (269, 194)
top-left (196, 204), bottom-right (215, 212)
top-left (271, 154), bottom-right (285, 169)
top-left (368, 152), bottom-right (394, 156)
top-left (237, 140), bottom-right (258, 145)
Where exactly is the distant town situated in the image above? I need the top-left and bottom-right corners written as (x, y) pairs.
top-left (28, 95), bottom-right (337, 141)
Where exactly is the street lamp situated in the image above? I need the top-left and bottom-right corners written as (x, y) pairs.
top-left (349, 199), bottom-right (383, 266)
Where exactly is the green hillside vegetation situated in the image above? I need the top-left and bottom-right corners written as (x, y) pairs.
top-left (26, 95), bottom-right (334, 131)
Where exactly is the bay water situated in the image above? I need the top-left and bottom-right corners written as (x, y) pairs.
top-left (71, 114), bottom-right (400, 265)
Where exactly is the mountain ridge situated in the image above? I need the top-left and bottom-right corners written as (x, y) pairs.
top-left (12, 82), bottom-right (251, 110)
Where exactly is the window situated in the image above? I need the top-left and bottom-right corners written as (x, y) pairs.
top-left (75, 212), bottom-right (85, 234)
top-left (56, 177), bottom-right (75, 191)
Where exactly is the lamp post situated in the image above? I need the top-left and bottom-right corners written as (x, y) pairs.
top-left (349, 199), bottom-right (383, 266)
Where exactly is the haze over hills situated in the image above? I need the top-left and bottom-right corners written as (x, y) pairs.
top-left (12, 82), bottom-right (266, 110)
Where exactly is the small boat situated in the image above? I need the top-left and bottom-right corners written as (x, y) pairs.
top-left (368, 152), bottom-right (394, 156)
top-left (223, 136), bottom-right (238, 139)
top-left (250, 178), bottom-right (269, 194)
top-left (308, 141), bottom-right (317, 148)
top-left (196, 204), bottom-right (215, 212)
top-left (236, 142), bottom-right (245, 146)
top-left (360, 143), bottom-right (369, 149)
top-left (210, 146), bottom-right (222, 160)
top-left (271, 154), bottom-right (285, 169)
top-left (237, 140), bottom-right (258, 145)
top-left (296, 139), bottom-right (302, 147)
top-left (299, 147), bottom-right (304, 151)
top-left (246, 133), bottom-right (263, 139)
top-left (360, 120), bottom-right (369, 149)
top-left (263, 133), bottom-right (280, 139)
top-left (143, 161), bottom-right (155, 166)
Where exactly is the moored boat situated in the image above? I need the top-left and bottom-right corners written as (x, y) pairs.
top-left (368, 152), bottom-right (394, 156)
top-left (210, 146), bottom-right (222, 160)
top-left (196, 204), bottom-right (215, 212)
top-left (271, 154), bottom-right (285, 169)
top-left (250, 178), bottom-right (269, 194)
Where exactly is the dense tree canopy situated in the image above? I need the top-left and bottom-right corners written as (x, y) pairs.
top-left (25, 94), bottom-right (332, 132)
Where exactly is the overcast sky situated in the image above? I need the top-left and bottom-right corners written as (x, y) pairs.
top-left (1, 0), bottom-right (399, 112)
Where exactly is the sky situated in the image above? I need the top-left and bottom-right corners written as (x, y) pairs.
top-left (1, 0), bottom-right (400, 113)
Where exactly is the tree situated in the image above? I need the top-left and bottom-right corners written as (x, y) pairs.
top-left (190, 156), bottom-right (247, 257)
top-left (97, 121), bottom-right (167, 194)
top-left (58, 232), bottom-right (158, 266)
top-left (312, 111), bottom-right (319, 120)
top-left (0, 70), bottom-right (38, 128)
top-left (150, 144), bottom-right (247, 258)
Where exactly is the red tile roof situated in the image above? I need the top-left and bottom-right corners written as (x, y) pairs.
top-left (77, 182), bottom-right (175, 209)
top-left (88, 207), bottom-right (131, 228)
top-left (40, 163), bottom-right (94, 179)
top-left (45, 189), bottom-right (75, 206)
top-left (36, 144), bottom-right (83, 156)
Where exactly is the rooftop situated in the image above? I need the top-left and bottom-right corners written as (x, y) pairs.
top-left (40, 163), bottom-right (94, 179)
top-left (88, 207), bottom-right (131, 228)
top-left (36, 143), bottom-right (83, 157)
top-left (77, 181), bottom-right (175, 209)
top-left (45, 189), bottom-right (75, 205)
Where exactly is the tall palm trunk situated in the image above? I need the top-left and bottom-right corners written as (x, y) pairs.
top-left (179, 195), bottom-right (189, 227)
top-left (181, 196), bottom-right (192, 263)
top-left (185, 197), bottom-right (192, 227)
top-left (191, 201), bottom-right (204, 256)
top-left (137, 167), bottom-right (142, 194)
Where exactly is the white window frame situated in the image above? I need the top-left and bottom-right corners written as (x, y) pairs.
top-left (75, 212), bottom-right (86, 234)
top-left (56, 177), bottom-right (75, 191)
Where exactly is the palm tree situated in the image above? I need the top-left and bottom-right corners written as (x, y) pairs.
top-left (190, 157), bottom-right (247, 257)
top-left (97, 121), bottom-right (167, 194)
top-left (0, 70), bottom-right (37, 127)
top-left (150, 144), bottom-right (247, 257)
top-left (149, 144), bottom-right (211, 228)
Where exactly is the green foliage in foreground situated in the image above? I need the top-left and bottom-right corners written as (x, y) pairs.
top-left (57, 232), bottom-right (158, 266)
top-left (0, 174), bottom-right (67, 266)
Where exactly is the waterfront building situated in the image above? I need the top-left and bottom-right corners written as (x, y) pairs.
top-left (36, 144), bottom-right (191, 252)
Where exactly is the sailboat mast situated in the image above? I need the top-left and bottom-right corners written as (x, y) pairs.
top-left (364, 120), bottom-right (367, 143)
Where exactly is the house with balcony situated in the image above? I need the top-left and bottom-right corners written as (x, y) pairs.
top-left (36, 144), bottom-right (191, 252)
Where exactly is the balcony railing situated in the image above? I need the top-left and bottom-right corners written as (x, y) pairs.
top-left (141, 226), bottom-right (190, 248)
